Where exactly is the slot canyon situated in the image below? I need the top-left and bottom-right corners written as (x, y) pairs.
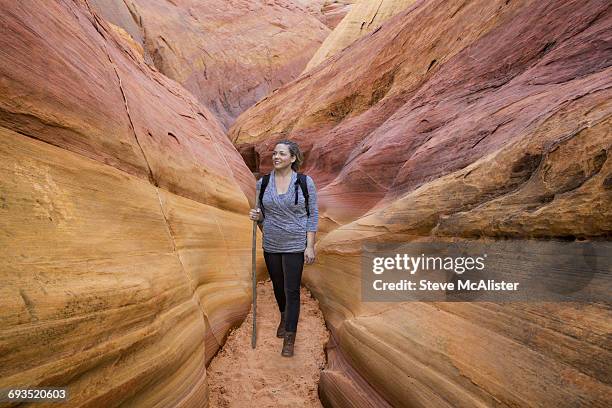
top-left (0, 1), bottom-right (610, 407)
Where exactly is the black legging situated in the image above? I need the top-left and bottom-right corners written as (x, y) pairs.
top-left (263, 251), bottom-right (305, 332)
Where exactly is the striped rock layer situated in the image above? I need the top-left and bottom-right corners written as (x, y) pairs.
top-left (293, 0), bottom-right (357, 29)
top-left (0, 1), bottom-right (266, 406)
top-left (230, 0), bottom-right (612, 406)
top-left (88, 0), bottom-right (331, 129)
top-left (304, 0), bottom-right (417, 72)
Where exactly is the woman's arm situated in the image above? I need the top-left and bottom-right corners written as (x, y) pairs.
top-left (305, 176), bottom-right (318, 264)
top-left (305, 232), bottom-right (316, 264)
top-left (307, 231), bottom-right (316, 246)
top-left (305, 176), bottom-right (318, 233)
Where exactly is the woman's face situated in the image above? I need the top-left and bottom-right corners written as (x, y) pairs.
top-left (272, 144), bottom-right (295, 171)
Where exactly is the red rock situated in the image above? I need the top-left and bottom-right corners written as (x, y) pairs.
top-left (231, 0), bottom-right (612, 229)
top-left (231, 0), bottom-right (612, 406)
top-left (89, 0), bottom-right (331, 128)
top-left (0, 1), bottom-right (263, 406)
top-left (294, 0), bottom-right (356, 28)
top-left (320, 1), bottom-right (356, 28)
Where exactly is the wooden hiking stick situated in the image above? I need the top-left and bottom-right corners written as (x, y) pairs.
top-left (251, 187), bottom-right (260, 348)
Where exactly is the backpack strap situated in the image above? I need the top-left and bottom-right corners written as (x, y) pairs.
top-left (258, 174), bottom-right (270, 217)
top-left (294, 173), bottom-right (310, 217)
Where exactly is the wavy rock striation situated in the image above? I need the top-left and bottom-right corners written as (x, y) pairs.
top-left (304, 0), bottom-right (417, 72)
top-left (320, 0), bottom-right (357, 28)
top-left (231, 0), bottom-right (612, 230)
top-left (0, 1), bottom-right (264, 406)
top-left (231, 0), bottom-right (612, 406)
top-left (294, 0), bottom-right (357, 29)
top-left (88, 0), bottom-right (330, 129)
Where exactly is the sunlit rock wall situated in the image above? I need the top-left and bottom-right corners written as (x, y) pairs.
top-left (230, 0), bottom-right (612, 406)
top-left (88, 0), bottom-right (331, 129)
top-left (0, 1), bottom-right (263, 406)
top-left (304, 0), bottom-right (417, 72)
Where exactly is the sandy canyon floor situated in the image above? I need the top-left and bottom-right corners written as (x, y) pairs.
top-left (207, 280), bottom-right (330, 407)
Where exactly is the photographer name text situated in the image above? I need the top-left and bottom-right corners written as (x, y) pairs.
top-left (373, 279), bottom-right (519, 291)
top-left (370, 254), bottom-right (519, 292)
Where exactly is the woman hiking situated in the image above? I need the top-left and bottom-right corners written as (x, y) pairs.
top-left (248, 140), bottom-right (318, 357)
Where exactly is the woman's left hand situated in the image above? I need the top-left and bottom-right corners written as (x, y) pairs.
top-left (305, 246), bottom-right (315, 264)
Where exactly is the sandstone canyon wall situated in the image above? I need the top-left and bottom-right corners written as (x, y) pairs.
top-left (303, 0), bottom-right (418, 72)
top-left (231, 0), bottom-right (612, 406)
top-left (293, 0), bottom-right (357, 29)
top-left (88, 0), bottom-right (331, 129)
top-left (0, 1), bottom-right (264, 406)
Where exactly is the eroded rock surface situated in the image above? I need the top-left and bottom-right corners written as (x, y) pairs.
top-left (0, 1), bottom-right (265, 406)
top-left (89, 0), bottom-right (331, 129)
top-left (293, 0), bottom-right (356, 28)
top-left (231, 0), bottom-right (612, 230)
top-left (304, 0), bottom-right (417, 72)
top-left (231, 0), bottom-right (612, 406)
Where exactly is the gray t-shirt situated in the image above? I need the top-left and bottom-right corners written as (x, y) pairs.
top-left (257, 170), bottom-right (318, 253)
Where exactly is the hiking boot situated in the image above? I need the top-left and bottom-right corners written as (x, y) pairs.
top-left (276, 312), bottom-right (286, 338)
top-left (281, 331), bottom-right (296, 357)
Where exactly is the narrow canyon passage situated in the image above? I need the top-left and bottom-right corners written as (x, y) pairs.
top-left (207, 280), bottom-right (329, 407)
top-left (1, 1), bottom-right (610, 407)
